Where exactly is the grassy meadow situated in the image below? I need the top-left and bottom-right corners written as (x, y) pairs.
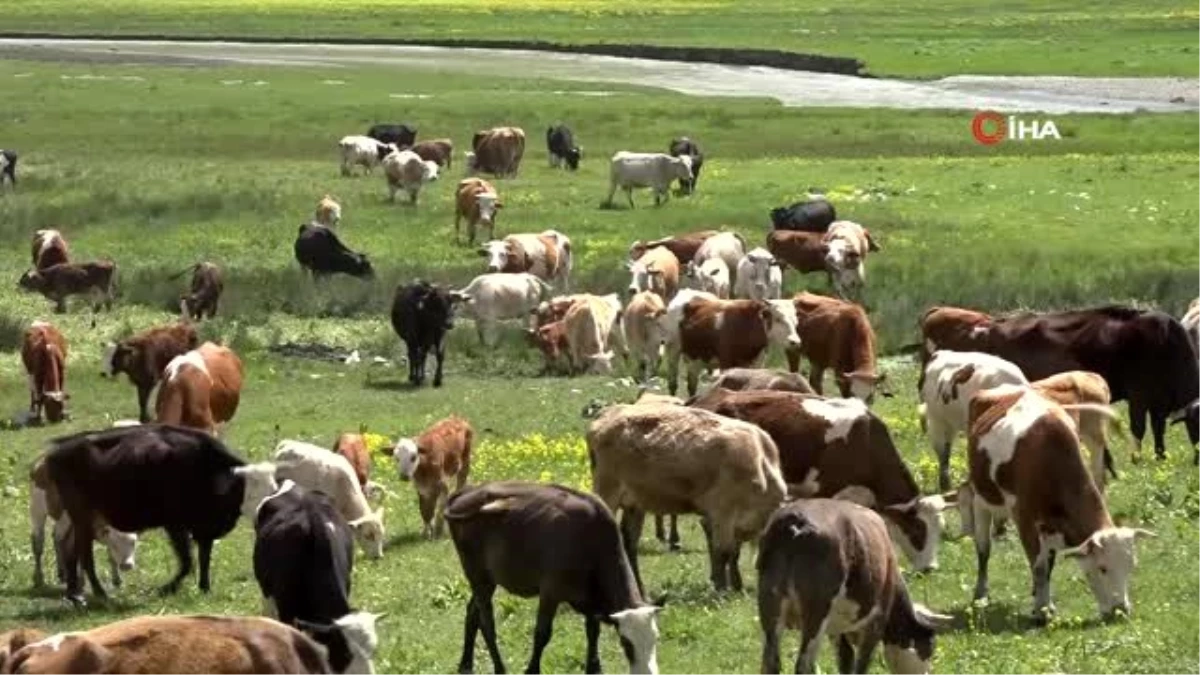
top-left (0, 56), bottom-right (1197, 673)
top-left (0, 0), bottom-right (1197, 78)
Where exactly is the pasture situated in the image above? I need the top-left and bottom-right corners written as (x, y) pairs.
top-left (0, 54), bottom-right (1197, 673)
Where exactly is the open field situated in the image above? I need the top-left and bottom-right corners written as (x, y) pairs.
top-left (2, 0), bottom-right (1198, 78)
top-left (0, 55), bottom-right (1197, 673)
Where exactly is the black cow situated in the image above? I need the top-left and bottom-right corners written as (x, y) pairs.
top-left (546, 124), bottom-right (581, 171)
top-left (294, 223), bottom-right (374, 279)
top-left (446, 481), bottom-right (663, 675)
top-left (770, 199), bottom-right (837, 232)
top-left (367, 123), bottom-right (417, 148)
top-left (1, 149), bottom-right (17, 187)
top-left (391, 280), bottom-right (456, 387)
top-left (668, 136), bottom-right (703, 195)
top-left (42, 424), bottom-right (279, 605)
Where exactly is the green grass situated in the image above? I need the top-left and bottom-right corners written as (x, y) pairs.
top-left (0, 57), bottom-right (1197, 672)
top-left (1, 0), bottom-right (1198, 77)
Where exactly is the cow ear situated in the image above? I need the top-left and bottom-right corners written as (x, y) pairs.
top-left (759, 307), bottom-right (773, 322)
top-left (476, 247), bottom-right (488, 257)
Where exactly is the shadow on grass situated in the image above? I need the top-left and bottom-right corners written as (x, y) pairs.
top-left (385, 530), bottom-right (430, 552)
top-left (9, 595), bottom-right (141, 622)
top-left (950, 601), bottom-right (1113, 636)
top-left (362, 377), bottom-right (421, 393)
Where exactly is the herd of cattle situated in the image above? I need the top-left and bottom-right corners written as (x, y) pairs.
top-left (2, 121), bottom-right (1199, 675)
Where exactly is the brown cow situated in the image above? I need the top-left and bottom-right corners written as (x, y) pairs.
top-left (393, 416), bottom-right (473, 538)
top-left (0, 629), bottom-right (46, 671)
top-left (178, 261), bottom-right (223, 321)
top-left (314, 194), bottom-right (341, 227)
top-left (787, 292), bottom-right (887, 402)
top-left (467, 126), bottom-right (525, 177)
top-left (18, 261), bottom-right (116, 321)
top-left (104, 323), bottom-right (200, 422)
top-left (527, 319), bottom-right (571, 373)
top-left (627, 230), bottom-right (719, 264)
top-left (766, 229), bottom-right (826, 274)
top-left (454, 177), bottom-right (502, 245)
top-left (21, 321), bottom-right (69, 423)
top-left (411, 138), bottom-right (454, 168)
top-left (155, 342), bottom-right (244, 435)
top-left (622, 290), bottom-right (668, 382)
top-left (30, 230), bottom-right (69, 270)
top-left (332, 432), bottom-right (371, 489)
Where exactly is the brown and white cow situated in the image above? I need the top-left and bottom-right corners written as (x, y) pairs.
top-left (822, 220), bottom-right (878, 298)
top-left (454, 177), bottom-right (503, 246)
top-left (623, 291), bottom-right (668, 382)
top-left (466, 127), bottom-right (525, 177)
top-left (528, 319), bottom-right (572, 374)
top-left (179, 261), bottom-right (223, 321)
top-left (382, 148), bottom-right (439, 204)
top-left (393, 416), bottom-right (473, 538)
top-left (787, 292), bottom-right (887, 402)
top-left (154, 342), bottom-right (244, 436)
top-left (314, 194), bottom-right (341, 227)
top-left (21, 321), bottom-right (69, 424)
top-left (410, 138), bottom-right (454, 169)
top-left (626, 246), bottom-right (680, 301)
top-left (628, 230), bottom-right (718, 264)
top-left (31, 230), bottom-right (69, 270)
top-left (965, 384), bottom-right (1152, 621)
top-left (479, 230), bottom-right (572, 291)
top-left (103, 322), bottom-right (199, 422)
top-left (18, 261), bottom-right (116, 322)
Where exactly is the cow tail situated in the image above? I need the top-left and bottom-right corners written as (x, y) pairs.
top-left (167, 264), bottom-right (194, 281)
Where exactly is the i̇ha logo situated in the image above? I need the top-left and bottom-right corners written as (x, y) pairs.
top-left (971, 111), bottom-right (1062, 145)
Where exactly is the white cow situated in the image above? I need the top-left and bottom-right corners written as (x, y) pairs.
top-left (733, 247), bottom-right (783, 300)
top-left (605, 151), bottom-right (693, 208)
top-left (683, 258), bottom-right (731, 298)
top-left (452, 272), bottom-right (554, 346)
top-left (29, 486), bottom-right (138, 590)
top-left (692, 232), bottom-right (746, 285)
top-left (824, 220), bottom-right (876, 298)
top-left (273, 440), bottom-right (386, 559)
top-left (382, 149), bottom-right (440, 204)
top-left (339, 135), bottom-right (393, 176)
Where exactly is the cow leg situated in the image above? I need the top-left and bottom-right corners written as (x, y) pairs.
top-left (1023, 526), bottom-right (1056, 622)
top-left (1150, 410), bottom-right (1168, 461)
top-left (808, 366), bottom-right (825, 395)
top-left (625, 187), bottom-right (635, 209)
top-left (583, 615), bottom-right (603, 674)
top-left (971, 499), bottom-right (994, 602)
top-left (433, 340), bottom-right (447, 388)
top-left (454, 213), bottom-right (462, 245)
top-left (407, 342), bottom-right (422, 385)
top-left (433, 483), bottom-right (450, 537)
top-left (476, 588), bottom-right (506, 674)
top-left (666, 346), bottom-right (682, 396)
top-left (935, 439), bottom-right (953, 493)
top-left (794, 604), bottom-right (829, 674)
top-left (728, 541), bottom-right (744, 592)
top-left (836, 636), bottom-right (855, 674)
top-left (160, 527), bottom-right (193, 596)
top-left (851, 627), bottom-right (884, 674)
top-left (525, 596), bottom-right (559, 674)
top-left (137, 384), bottom-right (152, 423)
top-left (197, 537), bottom-right (214, 593)
top-left (619, 508), bottom-right (647, 598)
top-left (686, 359), bottom-right (704, 397)
top-left (668, 515), bottom-right (680, 551)
top-left (31, 526), bottom-right (45, 587)
top-left (758, 587), bottom-right (783, 674)
top-left (654, 514), bottom-right (667, 543)
top-left (700, 517), bottom-right (730, 591)
top-left (458, 594), bottom-right (481, 674)
top-left (75, 517), bottom-right (107, 602)
top-left (419, 492), bottom-right (436, 539)
top-left (1128, 401), bottom-right (1147, 463)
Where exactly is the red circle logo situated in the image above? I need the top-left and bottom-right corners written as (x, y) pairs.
top-left (971, 111), bottom-right (1006, 145)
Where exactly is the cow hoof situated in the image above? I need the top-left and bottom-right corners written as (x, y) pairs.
top-left (157, 583), bottom-right (182, 597)
top-left (66, 594), bottom-right (87, 609)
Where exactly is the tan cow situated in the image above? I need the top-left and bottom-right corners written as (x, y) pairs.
top-left (382, 148), bottom-right (439, 204)
top-left (314, 194), bottom-right (341, 227)
top-left (822, 220), bottom-right (879, 298)
top-left (787, 292), bottom-right (886, 402)
top-left (623, 291), bottom-right (668, 382)
top-left (21, 321), bottom-right (69, 424)
top-left (455, 178), bottom-right (503, 245)
top-left (393, 417), bottom-right (473, 539)
top-left (626, 246), bottom-right (680, 301)
top-left (154, 342), bottom-right (244, 436)
top-left (479, 230), bottom-right (573, 291)
top-left (562, 294), bottom-right (623, 374)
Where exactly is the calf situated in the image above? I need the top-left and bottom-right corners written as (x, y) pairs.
top-left (155, 342), bottom-right (244, 435)
top-left (315, 194), bottom-right (342, 226)
top-left (332, 433), bottom-right (372, 492)
top-left (623, 291), bottom-right (668, 382)
top-left (967, 385), bottom-right (1153, 621)
top-left (339, 135), bottom-right (394, 176)
top-left (1, 148), bottom-right (17, 187)
top-left (606, 151), bottom-right (693, 208)
top-left (479, 230), bottom-right (573, 291)
top-left (451, 272), bottom-right (552, 346)
top-left (18, 261), bottom-right (116, 321)
top-left (628, 230), bottom-right (718, 264)
top-left (31, 229), bottom-right (69, 270)
top-left (294, 223), bottom-right (374, 279)
top-left (103, 322), bottom-right (199, 422)
top-left (455, 177), bottom-right (503, 245)
top-left (366, 122), bottom-right (417, 148)
top-left (393, 416), bottom-right (473, 538)
top-left (733, 247), bottom-right (782, 300)
top-left (668, 137), bottom-right (703, 194)
top-left (769, 198), bottom-right (837, 232)
top-left (382, 148), bottom-right (439, 204)
top-left (43, 424), bottom-right (279, 604)
top-left (758, 499), bottom-right (951, 674)
top-left (21, 321), bottom-right (69, 424)
top-left (787, 292), bottom-right (886, 402)
top-left (447, 481), bottom-right (661, 675)
top-left (626, 246), bottom-right (680, 301)
top-left (411, 138), bottom-right (454, 168)
top-left (178, 261), bottom-right (223, 321)
top-left (692, 231), bottom-right (746, 286)
top-left (546, 123), bottom-right (582, 170)
top-left (254, 480), bottom-right (382, 674)
top-left (823, 220), bottom-right (878, 298)
top-left (467, 126), bottom-right (526, 177)
top-left (528, 319), bottom-right (571, 374)
top-left (683, 258), bottom-right (731, 298)
top-left (390, 280), bottom-right (456, 387)
top-left (274, 440), bottom-right (386, 558)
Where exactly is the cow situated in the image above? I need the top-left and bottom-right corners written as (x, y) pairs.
top-left (0, 629), bottom-right (45, 669)
top-left (628, 230), bottom-right (719, 264)
top-left (410, 138), bottom-right (454, 168)
top-left (21, 321), bottom-right (69, 424)
top-left (3, 615), bottom-right (334, 674)
top-left (338, 135), bottom-right (395, 176)
top-left (546, 124), bottom-right (582, 171)
top-left (454, 177), bottom-right (503, 246)
top-left (605, 152), bottom-right (693, 208)
top-left (823, 220), bottom-right (878, 298)
top-left (451, 272), bottom-right (553, 346)
top-left (1, 148), bottom-right (17, 188)
top-left (529, 294), bottom-right (625, 359)
top-left (102, 322), bottom-right (199, 422)
top-left (254, 480), bottom-right (383, 674)
top-left (966, 384), bottom-right (1153, 622)
top-left (766, 230), bottom-right (829, 283)
top-left (332, 433), bottom-right (373, 495)
top-left (294, 223), bottom-right (374, 279)
top-left (1182, 297), bottom-right (1199, 354)
top-left (466, 127), bottom-right (525, 177)
top-left (528, 319), bottom-right (572, 374)
top-left (561, 294), bottom-right (622, 374)
top-left (690, 388), bottom-right (953, 572)
top-left (392, 416), bottom-right (473, 538)
top-left (315, 194), bottom-right (342, 226)
top-left (478, 230), bottom-right (573, 291)
top-left (177, 261), bottom-right (223, 321)
top-left (366, 122), bottom-right (417, 148)
top-left (733, 247), bottom-right (783, 301)
top-left (696, 367), bottom-right (816, 397)
top-left (692, 231), bottom-right (747, 285)
top-left (447, 481), bottom-right (661, 675)
top-left (680, 258), bottom-right (728, 298)
top-left (18, 261), bottom-right (116, 322)
top-left (382, 148), bottom-right (439, 204)
top-left (758, 499), bottom-right (951, 675)
top-left (787, 292), bottom-right (886, 402)
top-left (623, 291), bottom-right (668, 382)
top-left (626, 246), bottom-right (680, 301)
top-left (390, 280), bottom-right (456, 387)
top-left (274, 440), bottom-right (387, 559)
top-left (155, 342), bottom-right (244, 436)
top-left (31, 230), bottom-right (69, 270)
top-left (769, 199), bottom-right (837, 232)
top-left (668, 137), bottom-right (703, 195)
top-left (42, 424), bottom-right (279, 604)
top-left (588, 402), bottom-right (786, 592)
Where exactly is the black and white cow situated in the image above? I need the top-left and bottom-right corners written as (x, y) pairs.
top-left (1, 149), bottom-right (17, 188)
top-left (667, 137), bottom-right (703, 195)
top-left (390, 280), bottom-right (457, 387)
top-left (294, 223), bottom-right (374, 279)
top-left (546, 124), bottom-right (582, 171)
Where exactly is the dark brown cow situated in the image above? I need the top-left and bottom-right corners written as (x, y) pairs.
top-left (627, 230), bottom-right (719, 263)
top-left (411, 138), bottom-right (454, 168)
top-left (21, 321), bottom-right (69, 423)
top-left (765, 229), bottom-right (827, 274)
top-left (30, 230), bottom-right (69, 270)
top-left (787, 292), bottom-right (887, 402)
top-left (103, 323), bottom-right (199, 422)
top-left (178, 262), bottom-right (223, 321)
top-left (468, 127), bottom-right (525, 177)
top-left (18, 261), bottom-right (116, 321)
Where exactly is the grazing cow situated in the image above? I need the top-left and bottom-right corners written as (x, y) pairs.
top-left (18, 261), bottom-right (116, 320)
top-left (366, 122), bottom-right (417, 148)
top-left (623, 291), bottom-right (668, 381)
top-left (178, 261), bottom-right (223, 321)
top-left (22, 321), bottom-right (69, 424)
top-left (454, 177), bottom-right (503, 245)
top-left (447, 481), bottom-right (661, 675)
top-left (410, 138), bottom-right (454, 168)
top-left (274, 441), bottom-right (386, 559)
top-left (606, 152), bottom-right (693, 208)
top-left (528, 319), bottom-right (571, 374)
top-left (626, 246), bottom-right (680, 301)
top-left (628, 230), bottom-right (719, 264)
top-left (1182, 297), bottom-right (1199, 354)
top-left (758, 499), bottom-right (951, 675)
top-left (683, 258), bottom-right (731, 298)
top-left (787, 292), bottom-right (886, 402)
top-left (769, 199), bottom-right (837, 232)
top-left (479, 230), bottom-right (573, 291)
top-left (530, 294), bottom-right (626, 358)
top-left (382, 148), bottom-right (439, 204)
top-left (391, 280), bottom-right (456, 387)
top-left (155, 342), bottom-right (244, 435)
top-left (1, 148), bottom-right (17, 187)
top-left (690, 388), bottom-right (952, 572)
top-left (966, 385), bottom-right (1152, 621)
top-left (4, 615), bottom-right (334, 674)
top-left (339, 135), bottom-right (395, 176)
top-left (43, 424), bottom-right (279, 603)
top-left (823, 220), bottom-right (878, 298)
top-left (332, 433), bottom-right (374, 495)
top-left (103, 322), bottom-right (199, 422)
top-left (733, 247), bottom-right (783, 301)
top-left (451, 272), bottom-right (553, 346)
top-left (467, 127), bottom-right (526, 177)
top-left (315, 194), bottom-right (342, 226)
top-left (254, 481), bottom-right (383, 674)
top-left (30, 230), bottom-right (69, 270)
top-left (560, 294), bottom-right (622, 374)
top-left (294, 223), bottom-right (374, 279)
top-left (697, 367), bottom-right (816, 397)
top-left (546, 124), bottom-right (582, 171)
top-left (668, 137), bottom-right (703, 194)
top-left (392, 416), bottom-right (473, 538)
top-left (588, 402), bottom-right (786, 591)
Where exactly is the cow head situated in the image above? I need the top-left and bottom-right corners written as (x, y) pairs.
top-left (671, 154), bottom-right (694, 182)
top-left (609, 605), bottom-right (662, 675)
top-left (351, 254), bottom-right (375, 279)
top-left (764, 300), bottom-right (802, 349)
top-left (96, 525), bottom-right (138, 573)
top-left (101, 341), bottom-right (135, 379)
top-left (17, 269), bottom-right (44, 292)
top-left (232, 462), bottom-right (281, 519)
top-left (296, 611), bottom-right (384, 675)
top-left (626, 261), bottom-right (664, 298)
top-left (349, 507), bottom-right (386, 559)
top-left (392, 438), bottom-right (419, 481)
top-left (881, 493), bottom-right (955, 572)
top-left (882, 604), bottom-right (952, 675)
top-left (837, 370), bottom-right (889, 404)
top-left (478, 239), bottom-right (523, 273)
top-left (41, 390), bottom-right (69, 423)
top-left (1061, 526), bottom-right (1155, 618)
top-left (374, 142), bottom-right (398, 161)
top-left (742, 248), bottom-right (778, 299)
top-left (527, 323), bottom-right (566, 365)
top-left (422, 160), bottom-right (440, 182)
top-left (564, 145), bottom-right (582, 171)
top-left (475, 191), bottom-right (501, 226)
top-left (587, 351), bottom-right (616, 375)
